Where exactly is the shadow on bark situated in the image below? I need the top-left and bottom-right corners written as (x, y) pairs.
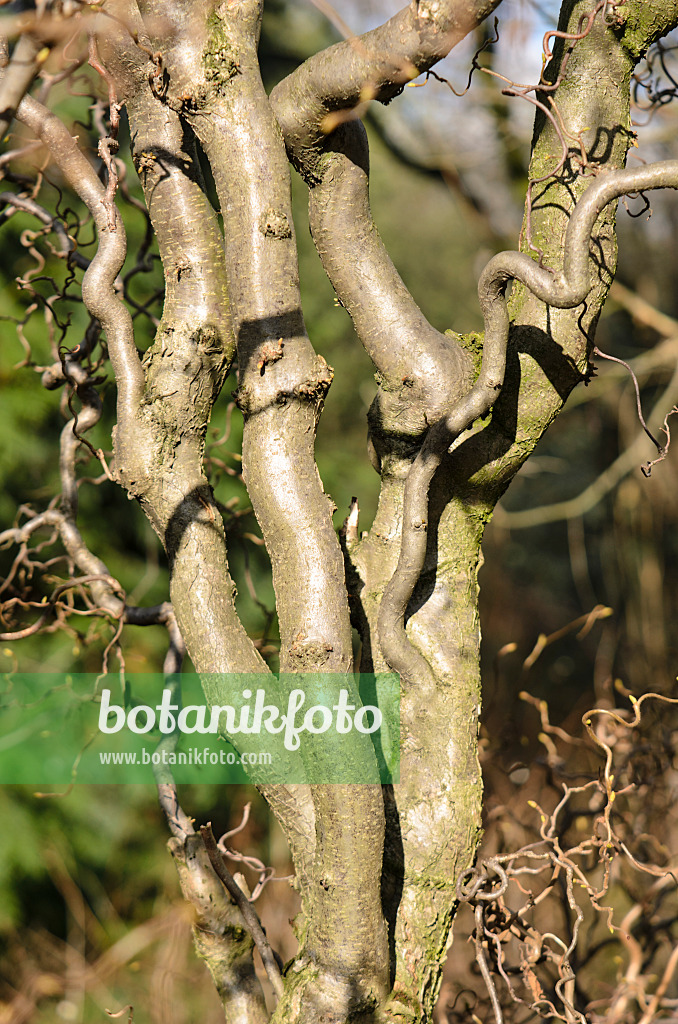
top-left (164, 484), bottom-right (225, 568)
top-left (406, 323), bottom-right (585, 622)
top-left (127, 140), bottom-right (201, 185)
top-left (380, 783), bottom-right (405, 987)
top-left (236, 309), bottom-right (309, 371)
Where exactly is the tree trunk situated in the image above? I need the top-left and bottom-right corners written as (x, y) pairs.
top-left (8, 0), bottom-right (678, 1021)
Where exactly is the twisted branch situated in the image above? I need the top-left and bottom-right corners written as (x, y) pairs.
top-left (379, 160), bottom-right (678, 686)
top-left (200, 823), bottom-right (284, 1003)
top-left (15, 93), bottom-right (144, 433)
top-left (270, 1), bottom-right (505, 430)
top-left (160, 795), bottom-right (270, 1023)
top-left (0, 27), bottom-right (50, 140)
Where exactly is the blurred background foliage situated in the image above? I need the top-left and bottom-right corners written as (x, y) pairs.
top-left (0, 0), bottom-right (677, 1020)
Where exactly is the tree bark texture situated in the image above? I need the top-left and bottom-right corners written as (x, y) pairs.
top-left (13, 0), bottom-right (678, 1021)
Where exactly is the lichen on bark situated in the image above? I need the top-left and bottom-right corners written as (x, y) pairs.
top-left (29, 1), bottom-right (678, 1022)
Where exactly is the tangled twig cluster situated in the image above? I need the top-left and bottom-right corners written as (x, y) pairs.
top-left (444, 687), bottom-right (678, 1024)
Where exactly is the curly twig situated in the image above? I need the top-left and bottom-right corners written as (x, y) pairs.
top-left (200, 823), bottom-right (284, 1001)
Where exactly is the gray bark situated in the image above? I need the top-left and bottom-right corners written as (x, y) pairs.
top-left (9, 0), bottom-right (678, 1021)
